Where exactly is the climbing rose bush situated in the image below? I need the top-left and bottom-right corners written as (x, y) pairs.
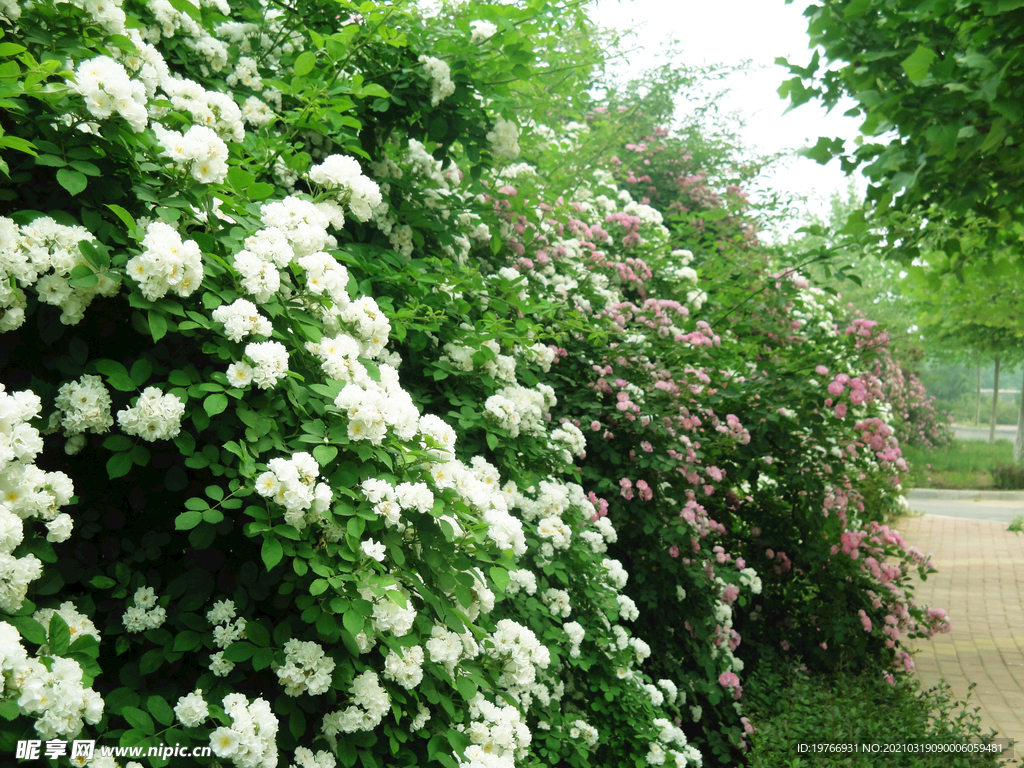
top-left (0, 0), bottom-right (948, 766)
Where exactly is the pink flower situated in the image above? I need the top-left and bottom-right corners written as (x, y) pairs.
top-left (815, 365), bottom-right (829, 375)
top-left (780, 640), bottom-right (790, 651)
top-left (858, 609), bottom-right (872, 633)
top-left (636, 479), bottom-right (653, 501)
top-left (590, 420), bottom-right (601, 431)
top-left (741, 717), bottom-right (755, 735)
top-left (722, 584), bottom-right (739, 604)
top-left (834, 403), bottom-right (847, 419)
top-left (640, 441), bottom-right (653, 452)
top-left (828, 381), bottom-right (845, 396)
top-left (669, 545), bottom-right (680, 558)
top-left (619, 477), bottom-right (634, 500)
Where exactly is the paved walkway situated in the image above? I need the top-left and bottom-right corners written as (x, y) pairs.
top-left (898, 514), bottom-right (1024, 763)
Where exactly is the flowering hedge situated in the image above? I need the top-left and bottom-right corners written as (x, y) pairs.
top-left (0, 1), bottom-right (950, 767)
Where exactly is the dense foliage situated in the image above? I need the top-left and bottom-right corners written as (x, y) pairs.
top-left (0, 1), bottom-right (954, 767)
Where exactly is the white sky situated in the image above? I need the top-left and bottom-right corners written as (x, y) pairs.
top-left (590, 0), bottom-right (866, 238)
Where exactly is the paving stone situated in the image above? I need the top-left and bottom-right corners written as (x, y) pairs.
top-left (900, 514), bottom-right (1024, 765)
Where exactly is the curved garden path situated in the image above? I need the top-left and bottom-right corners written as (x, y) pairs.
top-left (900, 513), bottom-right (1024, 765)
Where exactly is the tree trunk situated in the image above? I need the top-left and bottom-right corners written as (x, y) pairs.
top-left (1016, 368), bottom-right (1024, 463)
top-left (975, 366), bottom-right (982, 426)
top-left (990, 357), bottom-right (1001, 443)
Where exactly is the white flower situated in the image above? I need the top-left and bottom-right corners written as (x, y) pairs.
top-left (361, 539), bottom-right (386, 562)
top-left (117, 388), bottom-right (185, 441)
top-left (174, 690), bottom-right (209, 727)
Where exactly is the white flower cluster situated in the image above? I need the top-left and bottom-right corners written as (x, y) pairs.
top-left (359, 584), bottom-right (417, 637)
top-left (484, 384), bottom-right (548, 437)
top-left (0, 387), bottom-right (74, 610)
top-left (174, 689), bottom-right (210, 727)
top-left (569, 718), bottom-right (599, 747)
top-left (359, 478), bottom-right (433, 530)
top-left (117, 387), bottom-right (185, 441)
top-left (521, 342), bottom-right (555, 372)
top-left (0, 216), bottom-right (120, 329)
top-left (739, 567), bottom-right (763, 594)
top-left (209, 693), bottom-right (279, 768)
top-left (542, 588), bottom-right (571, 618)
top-left (207, 599), bottom-right (246, 676)
top-left (657, 679), bottom-right (679, 705)
top-left (254, 452), bottom-right (332, 530)
top-left (601, 558), bottom-right (629, 590)
top-left (333, 364), bottom-right (418, 446)
top-left (457, 693), bottom-right (532, 768)
top-left (69, 56), bottom-right (148, 132)
top-left (425, 623), bottom-right (480, 674)
top-left (0, 621), bottom-right (104, 739)
top-left (290, 747), bottom-right (336, 768)
top-left (33, 603), bottom-right (100, 650)
top-left (428, 457), bottom-right (526, 555)
top-left (486, 117), bottom-right (520, 160)
top-left (550, 422), bottom-right (586, 460)
top-left (157, 76), bottom-right (245, 142)
top-left (418, 55), bottom-right (455, 105)
top-left (563, 621), bottom-right (585, 658)
top-left (505, 569), bottom-right (537, 596)
top-left (126, 221), bottom-right (204, 301)
top-left (65, 0), bottom-right (128, 34)
top-left (648, 718), bottom-right (700, 768)
top-left (232, 340), bottom-right (290, 390)
top-left (382, 645), bottom-right (424, 689)
top-left (537, 515), bottom-right (572, 550)
top-left (308, 155), bottom-right (383, 222)
top-left (617, 594), bottom-right (639, 622)
top-left (259, 197), bottom-right (332, 258)
top-left (277, 639), bottom-right (335, 696)
top-left (122, 586), bottom-right (167, 632)
top-left (152, 123), bottom-right (229, 183)
top-left (322, 670), bottom-right (390, 736)
top-left (470, 20), bottom-right (498, 43)
top-left (53, 375), bottom-right (113, 447)
top-left (242, 95), bottom-right (276, 127)
top-left (419, 413), bottom-right (457, 461)
top-left (212, 299), bottom-right (273, 342)
top-left (296, 252), bottom-right (349, 310)
top-left (484, 619), bottom-right (551, 689)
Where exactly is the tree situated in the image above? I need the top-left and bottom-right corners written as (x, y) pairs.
top-left (778, 0), bottom-right (1024, 265)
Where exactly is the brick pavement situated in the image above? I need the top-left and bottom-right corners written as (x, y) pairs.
top-left (898, 514), bottom-right (1024, 764)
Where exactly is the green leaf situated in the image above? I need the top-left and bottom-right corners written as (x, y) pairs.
top-left (103, 435), bottom-right (134, 452)
top-left (107, 204), bottom-right (136, 232)
top-left (175, 509), bottom-right (202, 530)
top-left (245, 621), bottom-right (270, 647)
top-left (122, 706), bottom-right (156, 735)
top-left (147, 695), bottom-right (175, 727)
top-left (0, 699), bottom-right (20, 720)
top-left (70, 159), bottom-right (101, 176)
top-left (342, 609), bottom-right (364, 636)
top-left (148, 309), bottom-right (168, 342)
top-left (223, 641), bottom-right (257, 662)
top-left (130, 358), bottom-right (153, 386)
top-left (901, 44), bottom-right (937, 84)
top-left (511, 64), bottom-right (530, 80)
top-left (294, 51), bottom-right (317, 77)
top-left (489, 567), bottom-right (510, 592)
top-left (68, 264), bottom-right (98, 288)
top-left (312, 444), bottom-right (338, 465)
top-left (172, 630), bottom-right (202, 652)
top-left (456, 676), bottom-right (478, 701)
top-left (89, 574), bottom-right (117, 589)
top-left (204, 393), bottom-right (228, 416)
top-left (310, 578), bottom-right (329, 596)
top-left (262, 537), bottom-right (283, 570)
top-left (56, 168), bottom-right (88, 196)
top-left (486, 432), bottom-right (499, 451)
top-left (9, 617), bottom-right (46, 646)
top-left (247, 182), bottom-right (275, 200)
top-left (95, 359), bottom-right (136, 391)
top-left (0, 42), bottom-right (26, 56)
top-left (48, 614), bottom-right (71, 656)
top-left (107, 452), bottom-right (133, 479)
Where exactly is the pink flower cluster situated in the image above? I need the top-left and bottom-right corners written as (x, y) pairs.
top-left (718, 671), bottom-right (742, 700)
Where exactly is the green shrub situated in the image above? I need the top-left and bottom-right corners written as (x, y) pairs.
top-left (745, 658), bottom-right (1005, 768)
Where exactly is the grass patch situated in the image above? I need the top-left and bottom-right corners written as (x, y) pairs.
top-left (903, 440), bottom-right (1013, 490)
top-left (745, 661), bottom-right (1007, 767)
